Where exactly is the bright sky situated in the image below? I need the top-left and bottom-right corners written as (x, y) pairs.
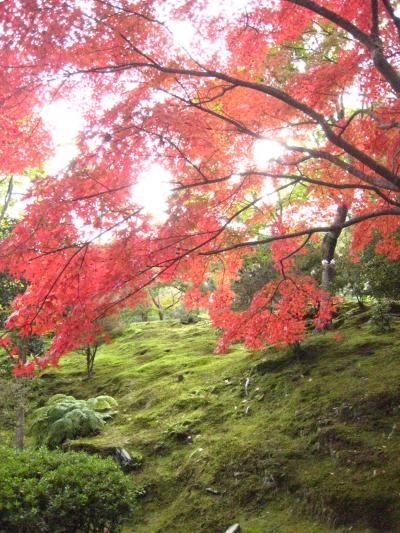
top-left (41, 97), bottom-right (285, 220)
top-left (42, 101), bottom-right (172, 223)
top-left (42, 101), bottom-right (82, 175)
top-left (253, 139), bottom-right (285, 167)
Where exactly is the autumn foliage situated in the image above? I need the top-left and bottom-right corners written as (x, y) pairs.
top-left (1, 0), bottom-right (400, 373)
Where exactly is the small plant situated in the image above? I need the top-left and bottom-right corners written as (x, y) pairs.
top-left (164, 419), bottom-right (196, 442)
top-left (30, 393), bottom-right (118, 448)
top-left (0, 446), bottom-right (136, 532)
top-left (370, 300), bottom-right (393, 333)
top-left (180, 312), bottom-right (199, 325)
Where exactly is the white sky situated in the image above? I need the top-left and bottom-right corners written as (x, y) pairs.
top-left (42, 101), bottom-right (82, 175)
top-left (253, 139), bottom-right (285, 167)
top-left (42, 101), bottom-right (172, 223)
top-left (41, 98), bottom-right (285, 222)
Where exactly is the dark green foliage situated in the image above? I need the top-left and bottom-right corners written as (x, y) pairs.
top-left (232, 246), bottom-right (277, 310)
top-left (0, 217), bottom-right (27, 327)
top-left (358, 247), bottom-right (400, 300)
top-left (31, 394), bottom-right (118, 448)
top-left (23, 333), bottom-right (45, 357)
top-left (121, 302), bottom-right (152, 322)
top-left (370, 300), bottom-right (393, 332)
top-left (79, 315), bottom-right (126, 377)
top-left (334, 238), bottom-right (400, 303)
top-left (0, 446), bottom-right (136, 533)
top-left (0, 272), bottom-right (25, 327)
top-left (232, 244), bottom-right (321, 310)
top-left (179, 310), bottom-right (199, 324)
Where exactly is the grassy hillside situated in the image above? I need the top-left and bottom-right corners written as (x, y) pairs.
top-left (11, 313), bottom-right (400, 532)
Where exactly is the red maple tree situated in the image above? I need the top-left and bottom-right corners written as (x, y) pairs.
top-left (1, 0), bottom-right (399, 373)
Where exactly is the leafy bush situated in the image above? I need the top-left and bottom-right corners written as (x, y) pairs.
top-left (86, 394), bottom-right (118, 411)
top-left (31, 394), bottom-right (118, 448)
top-left (0, 446), bottom-right (136, 532)
top-left (179, 312), bottom-right (199, 325)
top-left (370, 300), bottom-right (393, 333)
top-left (333, 237), bottom-right (400, 303)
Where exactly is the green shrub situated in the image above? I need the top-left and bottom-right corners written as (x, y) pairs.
top-left (370, 300), bottom-right (393, 333)
top-left (0, 446), bottom-right (136, 532)
top-left (86, 394), bottom-right (118, 411)
top-left (31, 394), bottom-right (118, 448)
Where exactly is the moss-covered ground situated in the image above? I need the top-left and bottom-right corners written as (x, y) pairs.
top-left (7, 311), bottom-right (400, 532)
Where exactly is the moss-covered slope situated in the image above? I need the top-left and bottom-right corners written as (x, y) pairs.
top-left (28, 316), bottom-right (400, 532)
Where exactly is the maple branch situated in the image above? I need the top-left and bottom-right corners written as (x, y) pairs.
top-left (94, 0), bottom-right (164, 25)
top-left (164, 86), bottom-right (398, 192)
top-left (172, 155), bottom-right (400, 208)
top-left (284, 143), bottom-right (398, 191)
top-left (26, 209), bottom-right (142, 325)
top-left (69, 53), bottom-right (400, 188)
top-left (133, 123), bottom-right (210, 182)
top-left (81, 5), bottom-right (163, 69)
top-left (338, 108), bottom-right (400, 137)
top-left (157, 79), bottom-right (400, 191)
top-left (174, 168), bottom-right (378, 192)
top-left (371, 0), bottom-right (380, 43)
top-left (201, 208), bottom-right (400, 255)
top-left (93, 195), bottom-right (267, 319)
top-left (66, 181), bottom-right (135, 203)
top-left (285, 0), bottom-right (400, 93)
top-left (278, 234), bottom-right (312, 274)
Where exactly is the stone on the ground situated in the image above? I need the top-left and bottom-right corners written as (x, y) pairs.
top-left (224, 525), bottom-right (241, 533)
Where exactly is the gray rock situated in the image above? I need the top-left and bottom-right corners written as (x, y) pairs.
top-left (114, 447), bottom-right (144, 471)
top-left (64, 442), bottom-right (142, 471)
top-left (224, 525), bottom-right (241, 533)
top-left (115, 447), bottom-right (133, 470)
top-left (205, 487), bottom-right (220, 495)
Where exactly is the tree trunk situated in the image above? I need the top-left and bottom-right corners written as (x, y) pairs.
top-left (14, 376), bottom-right (26, 450)
top-left (14, 339), bottom-right (29, 450)
top-left (86, 345), bottom-right (98, 378)
top-left (149, 290), bottom-right (164, 320)
top-left (321, 204), bottom-right (348, 292)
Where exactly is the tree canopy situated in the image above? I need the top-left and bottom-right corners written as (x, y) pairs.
top-left (1, 0), bottom-right (400, 373)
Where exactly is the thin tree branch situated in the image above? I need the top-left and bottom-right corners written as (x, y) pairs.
top-left (0, 176), bottom-right (14, 225)
top-left (286, 0), bottom-right (400, 93)
top-left (371, 0), bottom-right (380, 43)
top-left (382, 0), bottom-right (400, 40)
top-left (201, 208), bottom-right (400, 255)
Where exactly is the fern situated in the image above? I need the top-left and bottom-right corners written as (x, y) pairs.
top-left (86, 395), bottom-right (118, 411)
top-left (30, 394), bottom-right (118, 448)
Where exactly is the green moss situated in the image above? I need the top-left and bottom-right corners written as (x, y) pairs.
top-left (3, 316), bottom-right (397, 532)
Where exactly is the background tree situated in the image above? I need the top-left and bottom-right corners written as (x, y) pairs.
top-left (148, 282), bottom-right (185, 321)
top-left (77, 314), bottom-right (123, 378)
